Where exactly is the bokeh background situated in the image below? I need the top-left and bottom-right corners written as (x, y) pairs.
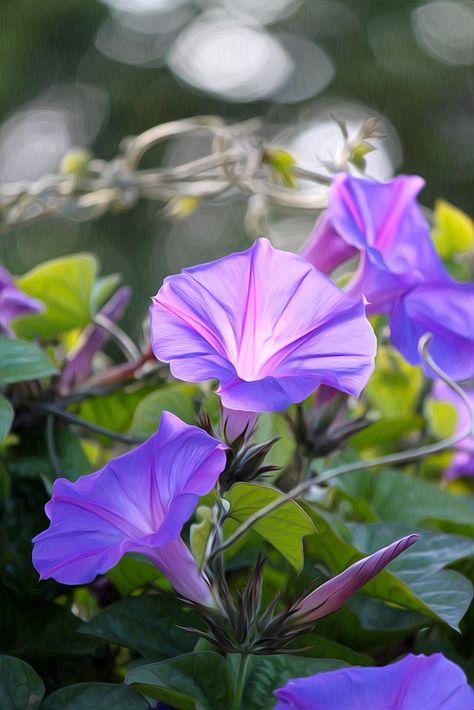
top-left (1, 0), bottom-right (473, 332)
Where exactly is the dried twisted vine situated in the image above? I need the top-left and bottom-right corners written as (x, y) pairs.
top-left (0, 115), bottom-right (337, 235)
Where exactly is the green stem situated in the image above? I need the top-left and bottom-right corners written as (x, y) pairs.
top-left (231, 653), bottom-right (249, 710)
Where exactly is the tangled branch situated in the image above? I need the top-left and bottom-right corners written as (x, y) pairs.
top-left (0, 114), bottom-right (378, 234)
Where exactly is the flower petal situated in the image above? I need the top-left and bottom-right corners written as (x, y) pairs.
top-left (149, 537), bottom-right (214, 606)
top-left (301, 212), bottom-right (357, 275)
top-left (273, 653), bottom-right (474, 710)
top-left (389, 279), bottom-right (474, 381)
top-left (326, 174), bottom-right (445, 310)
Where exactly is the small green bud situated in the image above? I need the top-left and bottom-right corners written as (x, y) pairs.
top-left (165, 195), bottom-right (201, 219)
top-left (59, 148), bottom-right (92, 177)
top-left (264, 147), bottom-right (297, 189)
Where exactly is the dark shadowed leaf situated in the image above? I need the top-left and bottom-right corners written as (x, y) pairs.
top-left (41, 683), bottom-right (147, 710)
top-left (0, 655), bottom-right (45, 710)
top-left (332, 469), bottom-right (474, 535)
top-left (78, 594), bottom-right (202, 658)
top-left (125, 651), bottom-right (233, 709)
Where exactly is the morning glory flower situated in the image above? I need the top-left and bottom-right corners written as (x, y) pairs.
top-left (431, 380), bottom-right (474, 479)
top-left (302, 174), bottom-right (444, 313)
top-left (0, 265), bottom-right (44, 335)
top-left (292, 534), bottom-right (418, 622)
top-left (60, 286), bottom-right (131, 394)
top-left (273, 653), bottom-right (474, 710)
top-left (389, 278), bottom-right (474, 381)
top-left (150, 238), bottom-right (376, 413)
top-left (32, 411), bottom-right (227, 606)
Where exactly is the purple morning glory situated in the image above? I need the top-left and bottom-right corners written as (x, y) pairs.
top-left (60, 286), bottom-right (131, 393)
top-left (0, 265), bottom-right (44, 335)
top-left (292, 534), bottom-right (418, 622)
top-left (302, 174), bottom-right (444, 313)
top-left (273, 653), bottom-right (474, 710)
top-left (32, 411), bottom-right (227, 605)
top-left (150, 238), bottom-right (376, 413)
top-left (432, 380), bottom-right (474, 479)
top-left (389, 278), bottom-right (474, 382)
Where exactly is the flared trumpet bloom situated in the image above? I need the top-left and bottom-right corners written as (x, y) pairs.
top-left (431, 380), bottom-right (474, 479)
top-left (292, 534), bottom-right (418, 622)
top-left (302, 174), bottom-right (474, 380)
top-left (273, 653), bottom-right (474, 710)
top-left (151, 238), bottom-right (376, 413)
top-left (302, 174), bottom-right (444, 312)
top-left (32, 411), bottom-right (227, 606)
top-left (0, 265), bottom-right (44, 335)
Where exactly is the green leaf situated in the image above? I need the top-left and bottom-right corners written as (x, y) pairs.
top-left (241, 655), bottom-right (347, 709)
top-left (78, 387), bottom-right (153, 436)
top-left (0, 336), bottom-right (58, 384)
top-left (225, 483), bottom-right (315, 572)
top-left (78, 594), bottom-right (201, 658)
top-left (425, 399), bottom-right (457, 440)
top-left (433, 199), bottom-right (474, 258)
top-left (130, 383), bottom-right (199, 439)
top-left (0, 655), bottom-right (45, 710)
top-left (14, 253), bottom-right (97, 338)
top-left (41, 683), bottom-right (147, 710)
top-left (107, 555), bottom-right (163, 596)
top-left (125, 652), bottom-right (233, 709)
top-left (348, 522), bottom-right (474, 630)
top-left (348, 596), bottom-right (426, 633)
top-left (0, 395), bottom-right (14, 444)
top-left (332, 469), bottom-right (474, 535)
top-left (400, 569), bottom-right (472, 631)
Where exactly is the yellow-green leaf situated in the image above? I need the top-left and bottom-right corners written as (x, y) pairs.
top-left (0, 336), bottom-right (58, 384)
top-left (225, 482), bottom-right (314, 571)
top-left (14, 254), bottom-right (98, 338)
top-left (365, 347), bottom-right (422, 419)
top-left (130, 384), bottom-right (199, 439)
top-left (433, 199), bottom-right (474, 259)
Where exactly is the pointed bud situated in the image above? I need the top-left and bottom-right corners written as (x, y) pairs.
top-left (293, 534), bottom-right (418, 622)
